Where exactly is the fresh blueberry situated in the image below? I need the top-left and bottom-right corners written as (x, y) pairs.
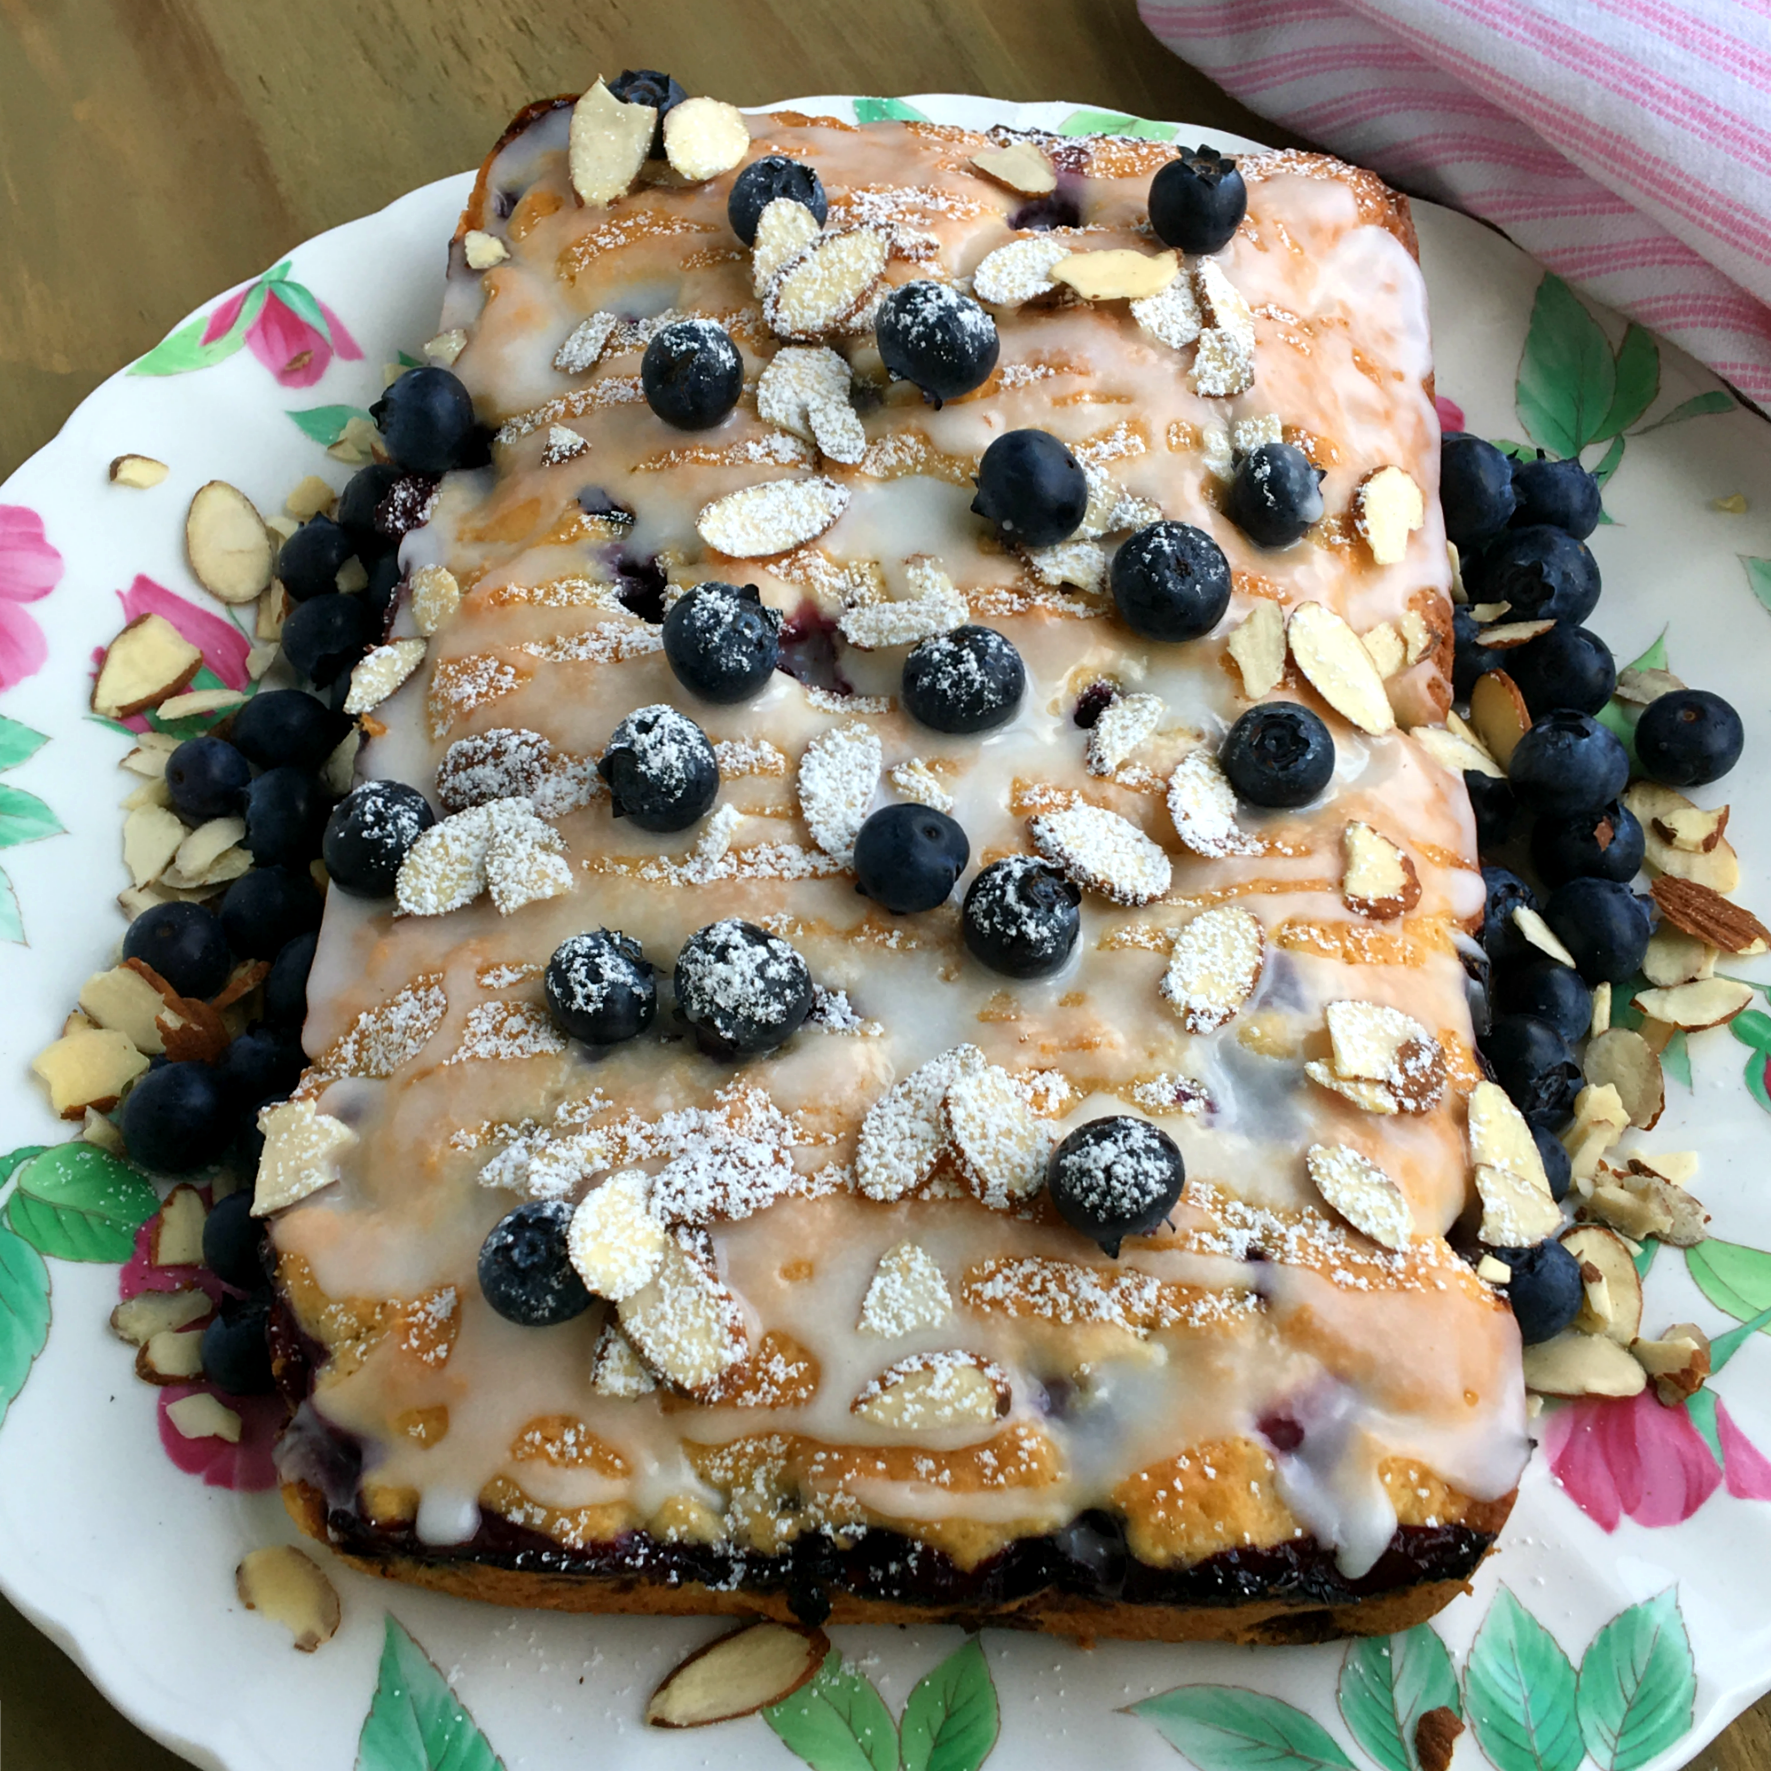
top-left (370, 367), bottom-right (478, 473)
top-left (201, 1295), bottom-right (275, 1394)
top-left (1543, 876), bottom-right (1651, 984)
top-left (276, 516), bottom-right (355, 603)
top-left (1047, 1116), bottom-right (1186, 1258)
top-left (322, 780), bottom-right (436, 897)
top-left (165, 735), bottom-right (250, 823)
top-left (1504, 623), bottom-right (1616, 718)
top-left (263, 932), bottom-right (317, 1028)
top-left (545, 929), bottom-right (657, 1046)
top-left (901, 626), bottom-right (1026, 734)
top-left (1452, 607), bottom-right (1503, 703)
top-left (1439, 433), bottom-right (1518, 549)
top-left (243, 768), bottom-right (331, 868)
top-left (963, 856), bottom-right (1081, 979)
top-left (361, 551), bottom-right (402, 636)
top-left (1493, 959), bottom-right (1592, 1046)
top-left (662, 582), bottom-right (781, 703)
top-left (1146, 144), bottom-right (1247, 255)
top-left (281, 593), bottom-right (373, 686)
top-left (232, 1094), bottom-right (279, 1175)
top-left (1493, 1238), bottom-right (1583, 1343)
top-left (220, 867), bottom-right (323, 960)
top-left (1479, 1013), bottom-right (1583, 1128)
top-left (1511, 454), bottom-right (1601, 540)
top-left (853, 804), bottom-right (970, 914)
top-left (123, 901), bottom-right (232, 999)
top-left (227, 689), bottom-right (349, 773)
top-left (1008, 192), bottom-right (1083, 230)
top-left (1219, 703), bottom-right (1335, 808)
top-left (609, 68), bottom-right (686, 155)
top-left (202, 1188), bottom-right (270, 1293)
top-left (641, 320), bottom-right (742, 430)
top-left (728, 154), bottom-right (829, 243)
top-left (336, 462), bottom-right (403, 558)
top-left (479, 1201), bottom-right (593, 1326)
top-left (1634, 688), bottom-right (1744, 788)
top-left (597, 705), bottom-right (720, 832)
top-left (1465, 771), bottom-right (1517, 853)
top-left (971, 430), bottom-right (1088, 548)
top-left (216, 1021), bottom-right (306, 1107)
top-left (1110, 522), bottom-right (1232, 642)
top-left (1224, 442), bottom-right (1324, 548)
top-left (1530, 799), bottom-right (1645, 888)
top-left (1481, 867), bottom-right (1539, 968)
top-left (876, 281), bottom-right (1000, 404)
top-left (120, 1062), bottom-right (235, 1172)
top-left (1507, 711), bottom-right (1628, 818)
top-left (1533, 1125), bottom-right (1573, 1205)
top-left (674, 919), bottom-right (813, 1057)
top-left (1469, 526), bottom-right (1600, 626)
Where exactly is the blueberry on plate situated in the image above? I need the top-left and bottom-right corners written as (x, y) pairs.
top-left (674, 919), bottom-right (813, 1057)
top-left (1504, 622), bottom-right (1616, 718)
top-left (1469, 526), bottom-right (1600, 626)
top-left (336, 462), bottom-right (403, 558)
top-left (202, 1188), bottom-right (269, 1293)
top-left (216, 1021), bottom-right (306, 1107)
top-left (1146, 144), bottom-right (1247, 256)
top-left (1530, 799), bottom-right (1645, 888)
top-left (1492, 1238), bottom-right (1583, 1343)
top-left (201, 1295), bottom-right (275, 1394)
top-left (901, 626), bottom-right (1026, 734)
top-left (1047, 1116), bottom-right (1186, 1258)
top-left (1479, 1013), bottom-right (1583, 1128)
top-left (276, 516), bottom-right (355, 603)
top-left (227, 689), bottom-right (349, 773)
top-left (220, 866), bottom-right (324, 960)
top-left (1533, 1124), bottom-right (1573, 1205)
top-left (1110, 521), bottom-right (1232, 643)
top-left (263, 931), bottom-right (318, 1028)
top-left (123, 901), bottom-right (232, 1000)
top-left (1492, 958), bottom-right (1592, 1046)
top-left (609, 68), bottom-right (687, 155)
top-left (361, 551), bottom-right (403, 635)
top-left (1224, 442), bottom-right (1324, 548)
top-left (876, 281), bottom-right (1000, 404)
top-left (120, 1061), bottom-right (235, 1172)
top-left (1544, 876), bottom-right (1651, 984)
top-left (545, 929), bottom-right (657, 1046)
top-left (1480, 866), bottom-right (1539, 968)
top-left (322, 780), bottom-right (436, 897)
top-left (1511, 453), bottom-right (1601, 540)
top-left (963, 855), bottom-right (1082, 979)
top-left (728, 154), bottom-right (829, 244)
top-left (1465, 770), bottom-right (1516, 853)
top-left (641, 319), bottom-right (743, 430)
top-left (478, 1201), bottom-right (593, 1327)
top-left (1219, 702), bottom-right (1335, 808)
top-left (662, 581), bottom-right (782, 703)
top-left (853, 804), bottom-right (970, 914)
top-left (370, 366), bottom-right (478, 473)
top-left (1634, 688), bottom-right (1744, 788)
top-left (1451, 607), bottom-right (1503, 704)
top-left (164, 734), bottom-right (251, 824)
top-left (243, 767), bottom-right (332, 868)
top-left (280, 593), bottom-right (373, 687)
top-left (1439, 433), bottom-right (1518, 550)
top-left (597, 704), bottom-right (720, 832)
top-left (971, 429), bottom-right (1088, 548)
top-left (1506, 710), bottom-right (1628, 819)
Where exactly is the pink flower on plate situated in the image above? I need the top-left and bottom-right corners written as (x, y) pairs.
top-left (0, 505), bottom-right (64, 691)
top-left (202, 278), bottom-right (362, 389)
top-left (1435, 394), bottom-right (1467, 433)
top-left (1718, 1396), bottom-right (1771, 1500)
top-left (1545, 1388), bottom-right (1722, 1530)
top-left (90, 576), bottom-right (254, 733)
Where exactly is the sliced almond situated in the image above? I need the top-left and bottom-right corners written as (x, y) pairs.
top-left (1161, 905), bottom-right (1263, 1034)
top-left (1653, 803), bottom-right (1729, 853)
top-left (1227, 601), bottom-right (1286, 699)
top-left (1351, 466), bottom-right (1424, 566)
top-left (568, 1170), bottom-right (668, 1302)
top-left (395, 802), bottom-right (494, 916)
top-left (1561, 1083), bottom-right (1630, 1187)
top-left (646, 1622), bottom-right (828, 1728)
top-left (1129, 272), bottom-right (1203, 349)
top-left (150, 1184), bottom-right (208, 1266)
top-left (1629, 1150), bottom-right (1699, 1187)
top-left (617, 1230), bottom-right (749, 1395)
top-left (1522, 1329), bottom-right (1647, 1399)
top-left (1649, 875), bottom-right (1769, 955)
top-left (697, 476), bottom-right (848, 558)
top-left (941, 1065), bottom-right (1051, 1209)
top-left (569, 78), bottom-right (655, 206)
top-left (463, 229), bottom-right (510, 271)
top-left (590, 1318), bottom-right (657, 1397)
top-left (252, 1099), bottom-right (356, 1216)
top-left (1029, 802), bottom-right (1172, 906)
top-left (1626, 781), bottom-right (1742, 892)
top-left (110, 1288), bottom-right (210, 1346)
top-left (186, 481), bottom-right (274, 604)
top-left (483, 798), bottom-right (575, 915)
top-left (165, 817), bottom-right (250, 890)
top-left (764, 228), bottom-right (890, 340)
top-left (851, 1350), bottom-right (1009, 1430)
top-left (889, 758), bottom-right (952, 813)
top-left (1469, 670), bottom-right (1531, 767)
top-left (751, 197), bottom-right (824, 291)
top-left (1632, 1323), bottom-right (1712, 1405)
top-left (839, 581), bottom-right (967, 649)
top-left (539, 425), bottom-right (591, 468)
top-left (1324, 1000), bottom-right (1444, 1112)
top-left (137, 1328), bottom-right (206, 1382)
top-left (120, 731), bottom-right (181, 777)
top-left (1586, 1179), bottom-right (1675, 1243)
top-left (1615, 665), bottom-right (1686, 705)
top-left (858, 1241), bottom-right (953, 1337)
top-left (124, 803), bottom-right (187, 887)
top-left (79, 963), bottom-right (172, 1054)
top-left (1024, 538), bottom-right (1108, 595)
top-left (343, 639), bottom-right (426, 717)
top-left (1166, 748), bottom-right (1260, 858)
top-left (1513, 905), bottom-right (1577, 969)
top-left (1305, 1064), bottom-right (1404, 1115)
top-left (856, 1044), bottom-right (986, 1201)
top-left (1582, 1027), bottom-right (1664, 1129)
top-left (662, 96), bottom-right (750, 182)
top-left (93, 615), bottom-right (203, 720)
top-left (1052, 248), bottom-right (1179, 303)
top-left (1642, 924), bottom-right (1716, 987)
top-left (1340, 822), bottom-right (1420, 920)
top-left (970, 139), bottom-right (1056, 195)
top-left (1306, 1143), bottom-right (1413, 1250)
top-left (1475, 620), bottom-right (1555, 650)
top-left (1631, 976), bottom-right (1754, 1030)
top-left (1287, 601), bottom-right (1394, 735)
top-left (1414, 724), bottom-right (1505, 781)
top-left (1400, 609), bottom-right (1438, 667)
top-left (165, 1393), bottom-right (242, 1442)
top-left (1476, 1254), bottom-right (1513, 1285)
top-left (796, 724), bottom-right (880, 862)
top-left (1086, 692), bottom-right (1165, 776)
top-left (158, 688), bottom-right (246, 721)
top-left (1594, 1165), bottom-right (1708, 1245)
top-left (1190, 259), bottom-right (1255, 397)
top-left (404, 564), bottom-right (459, 638)
top-left (31, 1027), bottom-right (150, 1118)
top-left (1361, 621), bottom-right (1406, 681)
top-left (110, 453), bottom-right (169, 489)
top-left (758, 345), bottom-right (853, 446)
top-left (236, 1546), bottom-right (341, 1653)
top-left (1561, 1225), bottom-right (1643, 1343)
top-left (972, 235), bottom-right (1069, 308)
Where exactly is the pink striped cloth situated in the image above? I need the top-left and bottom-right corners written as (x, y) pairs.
top-left (1137, 0), bottom-right (1771, 407)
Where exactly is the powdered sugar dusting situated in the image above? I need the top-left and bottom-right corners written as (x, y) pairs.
top-left (697, 476), bottom-right (849, 558)
top-left (446, 1001), bottom-right (567, 1065)
top-left (796, 723), bottom-right (881, 862)
top-left (1167, 748), bottom-right (1262, 858)
top-left (1029, 802), bottom-right (1172, 905)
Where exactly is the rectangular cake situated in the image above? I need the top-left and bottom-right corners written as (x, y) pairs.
top-left (265, 84), bottom-right (1530, 1643)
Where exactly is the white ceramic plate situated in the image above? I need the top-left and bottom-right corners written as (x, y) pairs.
top-left (3, 91), bottom-right (1771, 1771)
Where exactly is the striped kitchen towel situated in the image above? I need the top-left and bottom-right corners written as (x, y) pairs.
top-left (1138, 0), bottom-right (1771, 407)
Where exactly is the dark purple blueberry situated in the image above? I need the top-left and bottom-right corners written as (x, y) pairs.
top-left (1634, 689), bottom-right (1744, 788)
top-left (971, 430), bottom-right (1088, 548)
top-left (1492, 959), bottom-right (1592, 1046)
top-left (1543, 877), bottom-right (1651, 985)
top-left (1469, 526), bottom-right (1600, 626)
top-left (374, 471), bottom-right (440, 542)
top-left (1504, 623), bottom-right (1616, 718)
top-left (728, 154), bottom-right (829, 243)
top-left (901, 626), bottom-right (1026, 735)
top-left (1073, 682), bottom-right (1116, 728)
top-left (1493, 1238), bottom-right (1583, 1343)
top-left (1452, 607), bottom-right (1504, 705)
top-left (1008, 191), bottom-right (1083, 230)
top-left (361, 551), bottom-right (403, 637)
top-left (545, 929), bottom-right (657, 1047)
top-left (1147, 144), bottom-right (1247, 255)
top-left (202, 1188), bottom-right (270, 1293)
top-left (336, 462), bottom-right (403, 557)
top-left (1481, 866), bottom-right (1539, 968)
top-left (280, 593), bottom-right (372, 687)
top-left (263, 932), bottom-right (317, 1028)
top-left (1511, 454), bottom-right (1601, 540)
top-left (1533, 1125), bottom-right (1573, 1205)
top-left (1465, 770), bottom-right (1516, 853)
top-left (276, 516), bottom-right (355, 603)
top-left (853, 804), bottom-right (970, 914)
top-left (1530, 799), bottom-right (1645, 888)
top-left (963, 855), bottom-right (1081, 979)
top-left (120, 1062), bottom-right (234, 1173)
top-left (215, 1021), bottom-right (306, 1107)
top-left (201, 1295), bottom-right (275, 1394)
top-left (609, 69), bottom-right (687, 155)
top-left (674, 919), bottom-right (813, 1057)
top-left (164, 735), bottom-right (250, 823)
top-left (370, 367), bottom-right (478, 473)
top-left (662, 581), bottom-right (782, 703)
top-left (1440, 433), bottom-right (1518, 550)
top-left (1507, 711), bottom-right (1628, 818)
top-left (123, 901), bottom-right (231, 999)
top-left (1047, 1116), bottom-right (1185, 1258)
top-left (479, 1201), bottom-right (594, 1326)
top-left (243, 767), bottom-right (331, 868)
top-left (227, 690), bottom-right (348, 773)
top-left (641, 320), bottom-right (742, 430)
top-left (1219, 703), bottom-right (1335, 808)
top-left (1479, 1014), bottom-right (1582, 1129)
top-left (322, 780), bottom-right (436, 898)
top-left (876, 281), bottom-right (1000, 404)
top-left (1110, 522), bottom-right (1232, 643)
top-left (219, 866), bottom-right (323, 960)
top-left (615, 553), bottom-right (669, 624)
top-left (1225, 442), bottom-right (1324, 548)
top-left (597, 705), bottom-right (720, 833)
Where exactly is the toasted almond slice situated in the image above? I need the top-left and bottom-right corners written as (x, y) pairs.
top-left (662, 96), bottom-right (750, 181)
top-left (409, 564), bottom-right (462, 637)
top-left (165, 1392), bottom-right (243, 1441)
top-left (158, 688), bottom-right (246, 721)
top-left (1361, 620), bottom-right (1406, 680)
top-left (1630, 1149), bottom-right (1699, 1187)
top-left (31, 1027), bottom-right (150, 1118)
top-left (483, 798), bottom-right (574, 915)
top-left (122, 774), bottom-right (172, 813)
top-left (426, 327), bottom-right (468, 365)
top-left (1513, 905), bottom-right (1576, 968)
top-left (253, 1099), bottom-right (356, 1216)
top-left (838, 583), bottom-right (967, 649)
top-left (796, 724), bottom-right (880, 862)
top-left (110, 453), bottom-right (169, 489)
top-left (150, 1183), bottom-right (208, 1266)
top-left (539, 425), bottom-right (591, 467)
top-left (123, 803), bottom-right (187, 887)
top-left (569, 1170), bottom-right (669, 1301)
top-left (1024, 538), bottom-right (1108, 594)
top-left (1447, 540), bottom-right (1467, 602)
top-left (1086, 692), bottom-right (1165, 776)
top-left (941, 1065), bottom-right (1051, 1209)
top-left (698, 476), bottom-right (849, 558)
top-left (463, 229), bottom-right (510, 270)
top-left (888, 758), bottom-right (953, 813)
top-left (110, 1288), bottom-right (209, 1346)
top-left (1476, 1254), bottom-right (1513, 1285)
top-left (1626, 780), bottom-right (1743, 892)
top-left (752, 197), bottom-right (824, 290)
top-left (1162, 906), bottom-right (1263, 1034)
top-left (1649, 875), bottom-right (1769, 954)
top-left (617, 1230), bottom-right (749, 1394)
top-left (970, 139), bottom-right (1055, 194)
top-left (1129, 272), bottom-right (1203, 350)
top-left (236, 1546), bottom-right (341, 1653)
top-left (1562, 1083), bottom-right (1630, 1187)
top-left (1227, 601), bottom-right (1286, 699)
top-left (1468, 602), bottom-right (1511, 624)
top-left (344, 639), bottom-right (427, 716)
top-left (1641, 924), bottom-right (1715, 987)
top-left (1590, 981), bottom-right (1613, 1037)
top-left (1400, 609), bottom-right (1438, 667)
top-left (646, 1622), bottom-right (829, 1729)
top-left (1052, 248), bottom-right (1179, 303)
top-left (757, 345), bottom-right (852, 446)
top-left (1477, 619), bottom-right (1557, 650)
top-left (569, 78), bottom-right (655, 205)
top-left (856, 1044), bottom-right (986, 1201)
top-left (1632, 976), bottom-right (1753, 1030)
top-left (1587, 1179), bottom-right (1676, 1242)
top-left (94, 615), bottom-right (203, 720)
top-left (972, 235), bottom-right (1069, 308)
top-left (137, 1328), bottom-right (206, 1382)
top-left (1614, 664), bottom-right (1686, 705)
top-left (1468, 1078), bottom-right (1550, 1191)
top-left (765, 228), bottom-right (890, 340)
top-left (858, 1241), bottom-right (954, 1337)
top-left (1476, 1163), bottom-right (1564, 1247)
top-left (1325, 1000), bottom-right (1444, 1108)
top-left (396, 802), bottom-right (495, 916)
top-left (1469, 669), bottom-right (1531, 768)
top-left (1351, 466), bottom-right (1424, 566)
top-left (553, 312), bottom-right (618, 374)
top-left (590, 1317), bottom-right (657, 1397)
top-left (1030, 802), bottom-right (1172, 906)
top-left (186, 481), bottom-right (274, 604)
top-left (1190, 259), bottom-right (1255, 397)
top-left (1653, 803), bottom-right (1729, 853)
top-left (79, 964), bottom-right (171, 1054)
top-left (1341, 822), bottom-right (1420, 920)
top-left (1166, 748), bottom-right (1260, 858)
top-left (1522, 1329), bottom-right (1647, 1399)
top-left (851, 1350), bottom-right (1009, 1430)
top-left (1582, 1026), bottom-right (1664, 1130)
top-left (1632, 1323), bottom-right (1712, 1404)
top-left (1287, 601), bottom-right (1394, 735)
top-left (1307, 1144), bottom-right (1413, 1250)
top-left (1562, 1225), bottom-right (1643, 1343)
top-left (1304, 1063), bottom-right (1402, 1115)
top-left (1414, 725), bottom-right (1504, 780)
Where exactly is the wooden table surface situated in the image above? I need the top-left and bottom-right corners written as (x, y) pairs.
top-left (0, 1), bottom-right (1766, 1765)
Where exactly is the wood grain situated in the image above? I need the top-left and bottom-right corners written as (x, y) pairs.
top-left (0, 1), bottom-right (1762, 1767)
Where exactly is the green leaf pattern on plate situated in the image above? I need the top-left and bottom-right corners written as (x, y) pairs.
top-left (1686, 1239), bottom-right (1771, 1327)
top-left (355, 1615), bottom-right (505, 1771)
top-left (1130, 1685), bottom-right (1356, 1771)
top-left (853, 98), bottom-right (930, 123)
top-left (1744, 555), bottom-right (1771, 619)
top-left (900, 1639), bottom-right (999, 1771)
top-left (1057, 108), bottom-right (1177, 140)
top-left (0, 713), bottom-right (58, 944)
top-left (765, 1650), bottom-right (901, 1771)
top-left (1461, 1589), bottom-right (1584, 1771)
top-left (1516, 276), bottom-right (1618, 459)
top-left (3, 1144), bottom-right (160, 1263)
top-left (1337, 1626), bottom-right (1460, 1771)
top-left (1575, 1590), bottom-right (1696, 1771)
top-left (287, 404), bottom-right (375, 447)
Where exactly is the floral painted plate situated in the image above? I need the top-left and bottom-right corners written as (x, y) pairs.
top-left (3, 90), bottom-right (1771, 1771)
